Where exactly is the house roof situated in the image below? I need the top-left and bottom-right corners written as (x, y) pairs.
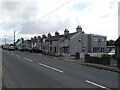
top-left (45, 35), bottom-right (63, 41)
top-left (45, 32), bottom-right (77, 42)
top-left (114, 37), bottom-right (120, 45)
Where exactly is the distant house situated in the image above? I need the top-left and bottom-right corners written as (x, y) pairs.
top-left (23, 40), bottom-right (32, 50)
top-left (15, 38), bottom-right (24, 50)
top-left (36, 36), bottom-right (42, 50)
top-left (31, 36), bottom-right (38, 48)
top-left (44, 31), bottom-right (61, 55)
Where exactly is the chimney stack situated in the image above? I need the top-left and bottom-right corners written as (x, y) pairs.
top-left (55, 31), bottom-right (59, 36)
top-left (76, 25), bottom-right (82, 32)
top-left (64, 29), bottom-right (69, 35)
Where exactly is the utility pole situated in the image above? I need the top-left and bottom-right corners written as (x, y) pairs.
top-left (14, 31), bottom-right (15, 47)
top-left (5, 38), bottom-right (6, 45)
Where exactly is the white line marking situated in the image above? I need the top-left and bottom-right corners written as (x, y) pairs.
top-left (86, 80), bottom-right (111, 90)
top-left (23, 58), bottom-right (33, 62)
top-left (39, 63), bottom-right (63, 73)
top-left (11, 53), bottom-right (14, 55)
top-left (16, 55), bottom-right (21, 58)
top-left (17, 55), bottom-right (21, 58)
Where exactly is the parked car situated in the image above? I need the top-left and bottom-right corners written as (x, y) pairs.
top-left (108, 50), bottom-right (115, 58)
top-left (21, 48), bottom-right (29, 52)
top-left (29, 47), bottom-right (42, 53)
top-left (8, 46), bottom-right (15, 51)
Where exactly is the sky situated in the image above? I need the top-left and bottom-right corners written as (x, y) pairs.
top-left (0, 0), bottom-right (119, 44)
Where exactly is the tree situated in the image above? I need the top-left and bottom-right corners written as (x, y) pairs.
top-left (107, 40), bottom-right (115, 46)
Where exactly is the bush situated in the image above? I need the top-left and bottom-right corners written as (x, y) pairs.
top-left (101, 53), bottom-right (110, 58)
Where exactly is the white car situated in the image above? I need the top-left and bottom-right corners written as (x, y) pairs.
top-left (108, 50), bottom-right (115, 58)
top-left (108, 50), bottom-right (115, 55)
top-left (9, 46), bottom-right (15, 51)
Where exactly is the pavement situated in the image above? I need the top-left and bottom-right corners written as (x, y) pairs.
top-left (58, 57), bottom-right (120, 73)
top-left (2, 50), bottom-right (119, 89)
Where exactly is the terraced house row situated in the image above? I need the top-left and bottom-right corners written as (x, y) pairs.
top-left (15, 25), bottom-right (107, 56)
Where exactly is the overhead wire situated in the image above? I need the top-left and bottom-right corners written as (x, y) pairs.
top-left (21, 0), bottom-right (73, 30)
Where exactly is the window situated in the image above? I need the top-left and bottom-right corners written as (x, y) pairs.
top-left (101, 48), bottom-right (105, 52)
top-left (43, 46), bottom-right (45, 49)
top-left (93, 47), bottom-right (99, 52)
top-left (54, 47), bottom-right (56, 53)
top-left (60, 47), bottom-right (62, 52)
top-left (98, 38), bottom-right (101, 43)
top-left (63, 46), bottom-right (69, 53)
top-left (101, 37), bottom-right (105, 42)
top-left (93, 36), bottom-right (98, 41)
top-left (33, 42), bottom-right (35, 45)
top-left (50, 47), bottom-right (52, 51)
top-left (50, 41), bottom-right (52, 45)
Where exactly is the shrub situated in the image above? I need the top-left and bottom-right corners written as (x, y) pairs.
top-left (101, 53), bottom-right (110, 58)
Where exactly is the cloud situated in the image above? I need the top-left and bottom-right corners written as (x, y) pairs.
top-left (20, 15), bottom-right (72, 34)
top-left (72, 2), bottom-right (90, 12)
top-left (0, 0), bottom-right (118, 44)
top-left (2, 2), bottom-right (38, 25)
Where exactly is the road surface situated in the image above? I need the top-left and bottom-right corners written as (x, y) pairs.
top-left (2, 49), bottom-right (119, 89)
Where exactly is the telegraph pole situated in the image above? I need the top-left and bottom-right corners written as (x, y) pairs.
top-left (14, 31), bottom-right (15, 47)
top-left (5, 38), bottom-right (6, 45)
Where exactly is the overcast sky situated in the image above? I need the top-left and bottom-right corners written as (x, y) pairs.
top-left (0, 0), bottom-right (119, 44)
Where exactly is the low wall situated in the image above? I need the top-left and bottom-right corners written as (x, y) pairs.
top-left (85, 54), bottom-right (110, 65)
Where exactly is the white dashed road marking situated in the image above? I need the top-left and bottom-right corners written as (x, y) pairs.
top-left (11, 53), bottom-right (14, 55)
top-left (23, 58), bottom-right (33, 62)
top-left (15, 55), bottom-right (21, 58)
top-left (39, 63), bottom-right (63, 73)
top-left (85, 80), bottom-right (111, 90)
top-left (17, 55), bottom-right (21, 58)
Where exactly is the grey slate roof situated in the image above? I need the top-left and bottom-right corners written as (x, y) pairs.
top-left (45, 32), bottom-right (78, 42)
top-left (114, 37), bottom-right (120, 45)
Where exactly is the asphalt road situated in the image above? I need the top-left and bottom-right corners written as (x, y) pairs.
top-left (2, 49), bottom-right (119, 89)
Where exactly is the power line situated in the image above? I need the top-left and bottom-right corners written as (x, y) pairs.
top-left (22, 0), bottom-right (73, 30)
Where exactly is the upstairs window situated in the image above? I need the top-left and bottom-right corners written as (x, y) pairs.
top-left (93, 36), bottom-right (98, 41)
top-left (43, 46), bottom-right (45, 49)
top-left (101, 37), bottom-right (106, 42)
